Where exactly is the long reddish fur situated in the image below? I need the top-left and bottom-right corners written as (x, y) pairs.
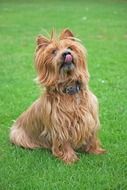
top-left (10, 29), bottom-right (105, 163)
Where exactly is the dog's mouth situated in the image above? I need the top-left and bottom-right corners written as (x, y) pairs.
top-left (60, 54), bottom-right (75, 74)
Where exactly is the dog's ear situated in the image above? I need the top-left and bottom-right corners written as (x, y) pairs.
top-left (36, 35), bottom-right (50, 49)
top-left (60, 29), bottom-right (74, 40)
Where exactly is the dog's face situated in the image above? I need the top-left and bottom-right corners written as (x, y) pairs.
top-left (35, 29), bottom-right (89, 87)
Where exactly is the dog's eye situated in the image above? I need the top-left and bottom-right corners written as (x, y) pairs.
top-left (68, 47), bottom-right (72, 51)
top-left (51, 49), bottom-right (57, 55)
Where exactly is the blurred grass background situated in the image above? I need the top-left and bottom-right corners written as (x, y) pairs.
top-left (0, 0), bottom-right (127, 189)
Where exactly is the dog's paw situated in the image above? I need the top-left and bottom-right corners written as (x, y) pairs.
top-left (87, 147), bottom-right (106, 155)
top-left (62, 152), bottom-right (79, 164)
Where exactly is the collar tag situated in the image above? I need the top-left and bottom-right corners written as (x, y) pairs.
top-left (64, 82), bottom-right (81, 95)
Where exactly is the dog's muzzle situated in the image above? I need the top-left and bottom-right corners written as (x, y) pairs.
top-left (60, 51), bottom-right (75, 73)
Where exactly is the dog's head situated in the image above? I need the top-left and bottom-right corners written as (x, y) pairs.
top-left (35, 29), bottom-right (89, 88)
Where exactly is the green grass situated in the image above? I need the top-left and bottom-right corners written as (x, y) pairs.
top-left (0, 0), bottom-right (127, 189)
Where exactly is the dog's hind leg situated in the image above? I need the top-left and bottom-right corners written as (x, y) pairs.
top-left (10, 125), bottom-right (41, 149)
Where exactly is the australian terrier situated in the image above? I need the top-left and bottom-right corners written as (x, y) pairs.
top-left (10, 29), bottom-right (106, 163)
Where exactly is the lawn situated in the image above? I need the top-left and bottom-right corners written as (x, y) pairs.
top-left (0, 0), bottom-right (127, 189)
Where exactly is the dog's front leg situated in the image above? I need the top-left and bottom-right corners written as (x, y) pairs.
top-left (52, 140), bottom-right (79, 164)
top-left (83, 134), bottom-right (106, 154)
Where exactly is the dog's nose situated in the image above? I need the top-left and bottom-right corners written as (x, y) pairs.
top-left (62, 50), bottom-right (71, 58)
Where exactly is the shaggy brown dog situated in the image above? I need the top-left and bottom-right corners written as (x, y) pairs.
top-left (10, 29), bottom-right (106, 163)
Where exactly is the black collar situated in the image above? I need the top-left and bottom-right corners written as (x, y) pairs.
top-left (63, 81), bottom-right (81, 95)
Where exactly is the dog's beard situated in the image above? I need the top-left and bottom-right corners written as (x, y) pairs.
top-left (60, 61), bottom-right (75, 75)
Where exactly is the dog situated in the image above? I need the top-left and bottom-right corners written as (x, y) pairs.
top-left (10, 29), bottom-right (106, 163)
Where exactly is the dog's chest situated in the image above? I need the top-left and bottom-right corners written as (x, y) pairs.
top-left (55, 94), bottom-right (95, 147)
